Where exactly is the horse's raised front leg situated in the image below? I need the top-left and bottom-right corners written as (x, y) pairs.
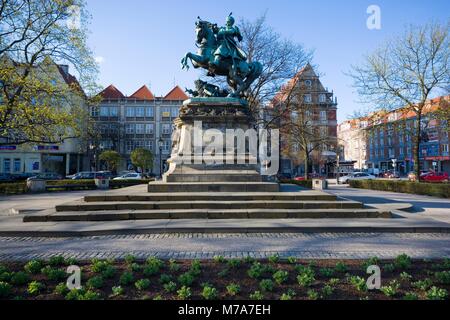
top-left (181, 53), bottom-right (191, 70)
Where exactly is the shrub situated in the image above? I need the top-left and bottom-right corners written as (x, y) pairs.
top-left (400, 272), bottom-right (413, 282)
top-left (248, 262), bottom-right (264, 279)
top-left (268, 254), bottom-right (280, 264)
top-left (119, 271), bottom-right (134, 286)
top-left (177, 286), bottom-right (192, 300)
top-left (307, 289), bottom-right (319, 300)
top-left (143, 265), bottom-right (160, 277)
top-left (86, 276), bottom-right (104, 289)
top-left (178, 272), bottom-right (195, 287)
top-left (297, 272), bottom-right (315, 288)
top-left (159, 274), bottom-right (173, 284)
top-left (201, 285), bottom-right (218, 300)
top-left (0, 272), bottom-right (11, 282)
top-left (124, 255), bottom-right (136, 265)
top-left (218, 268), bottom-right (229, 278)
top-left (403, 292), bottom-right (419, 300)
top-left (0, 265), bottom-right (8, 274)
top-left (244, 256), bottom-right (255, 264)
top-left (41, 266), bottom-right (66, 281)
top-left (65, 258), bottom-right (78, 266)
top-left (226, 283), bottom-right (240, 296)
top-left (435, 271), bottom-right (450, 284)
top-left (413, 278), bottom-right (433, 291)
top-left (213, 256), bottom-right (225, 263)
top-left (101, 265), bottom-right (116, 279)
top-left (146, 257), bottom-right (164, 269)
top-left (227, 259), bottom-right (241, 269)
top-left (135, 279), bottom-right (151, 291)
top-left (287, 257), bottom-right (297, 264)
top-left (48, 256), bottom-right (66, 267)
top-left (80, 290), bottom-right (101, 300)
top-left (0, 182), bottom-right (27, 195)
top-left (129, 263), bottom-right (142, 273)
top-left (111, 286), bottom-right (124, 297)
top-left (280, 293), bottom-right (292, 300)
top-left (163, 281), bottom-right (177, 293)
top-left (11, 272), bottom-right (30, 285)
top-left (362, 257), bottom-right (380, 270)
top-left (319, 268), bottom-right (335, 278)
top-left (394, 254), bottom-right (412, 270)
top-left (348, 276), bottom-right (367, 292)
top-left (384, 264), bottom-right (396, 273)
top-left (328, 278), bottom-right (340, 287)
top-left (91, 259), bottom-right (112, 273)
top-left (153, 294), bottom-right (163, 300)
top-left (169, 259), bottom-right (180, 272)
top-left (24, 260), bottom-right (43, 274)
top-left (190, 259), bottom-right (201, 275)
top-left (349, 180), bottom-right (450, 198)
top-left (54, 282), bottom-right (69, 296)
top-left (27, 281), bottom-right (44, 296)
top-left (426, 287), bottom-right (448, 300)
top-left (380, 280), bottom-right (400, 297)
top-left (335, 261), bottom-right (347, 273)
top-left (321, 285), bottom-right (334, 298)
top-left (249, 291), bottom-right (264, 300)
top-left (259, 279), bottom-right (274, 292)
top-left (0, 282), bottom-right (12, 298)
top-left (273, 270), bottom-right (289, 285)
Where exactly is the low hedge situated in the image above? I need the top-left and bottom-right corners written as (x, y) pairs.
top-left (349, 179), bottom-right (450, 198)
top-left (0, 179), bottom-right (155, 195)
top-left (279, 179), bottom-right (313, 189)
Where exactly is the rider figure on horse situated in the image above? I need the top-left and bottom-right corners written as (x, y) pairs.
top-left (211, 13), bottom-right (247, 69)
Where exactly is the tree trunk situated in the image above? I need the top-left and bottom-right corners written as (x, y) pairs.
top-left (304, 150), bottom-right (309, 180)
top-left (414, 112), bottom-right (422, 181)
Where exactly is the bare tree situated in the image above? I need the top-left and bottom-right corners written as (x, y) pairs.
top-left (348, 22), bottom-right (450, 178)
top-left (0, 0), bottom-right (99, 146)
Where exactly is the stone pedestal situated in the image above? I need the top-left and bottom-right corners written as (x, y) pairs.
top-left (27, 179), bottom-right (46, 193)
top-left (148, 97), bottom-right (279, 193)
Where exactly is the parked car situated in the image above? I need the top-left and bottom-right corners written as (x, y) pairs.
top-left (338, 172), bottom-right (376, 184)
top-left (95, 171), bottom-right (115, 179)
top-left (27, 172), bottom-right (63, 181)
top-left (294, 176), bottom-right (308, 181)
top-left (0, 174), bottom-right (14, 182)
top-left (70, 172), bottom-right (97, 180)
top-left (277, 173), bottom-right (292, 181)
top-left (419, 171), bottom-right (449, 183)
top-left (113, 173), bottom-right (143, 180)
top-left (383, 170), bottom-right (400, 179)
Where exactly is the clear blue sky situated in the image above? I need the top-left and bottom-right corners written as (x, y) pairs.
top-left (86, 0), bottom-right (449, 122)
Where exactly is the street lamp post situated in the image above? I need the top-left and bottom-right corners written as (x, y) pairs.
top-left (158, 137), bottom-right (164, 179)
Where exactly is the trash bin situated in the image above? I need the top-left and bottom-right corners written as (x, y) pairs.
top-left (27, 179), bottom-right (46, 193)
top-left (95, 178), bottom-right (110, 190)
top-left (312, 179), bottom-right (328, 190)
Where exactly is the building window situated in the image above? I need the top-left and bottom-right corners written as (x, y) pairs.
top-left (135, 140), bottom-right (145, 149)
top-left (110, 107), bottom-right (118, 117)
top-left (3, 159), bottom-right (11, 173)
top-left (13, 159), bottom-right (21, 172)
top-left (145, 124), bottom-right (154, 134)
top-left (320, 110), bottom-right (327, 121)
top-left (125, 124), bottom-right (135, 134)
top-left (161, 107), bottom-right (171, 118)
top-left (162, 124), bottom-right (171, 135)
top-left (146, 107), bottom-right (154, 117)
top-left (90, 106), bottom-right (99, 117)
top-left (303, 94), bottom-right (312, 103)
top-left (100, 106), bottom-right (109, 117)
top-left (145, 141), bottom-right (153, 151)
top-left (305, 80), bottom-right (312, 87)
top-left (126, 107), bottom-right (135, 117)
top-left (171, 107), bottom-right (179, 118)
top-left (163, 140), bottom-right (171, 153)
top-left (126, 141), bottom-right (134, 153)
top-left (443, 144), bottom-right (449, 153)
top-left (136, 124), bottom-right (145, 134)
top-left (136, 107), bottom-right (145, 117)
top-left (319, 94), bottom-right (326, 103)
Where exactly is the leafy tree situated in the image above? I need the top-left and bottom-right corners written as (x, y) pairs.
top-left (348, 22), bottom-right (449, 179)
top-left (131, 148), bottom-right (154, 174)
top-left (99, 150), bottom-right (121, 172)
top-left (0, 0), bottom-right (99, 146)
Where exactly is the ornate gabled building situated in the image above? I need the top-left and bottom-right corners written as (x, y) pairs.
top-left (90, 85), bottom-right (188, 175)
top-left (271, 64), bottom-right (338, 177)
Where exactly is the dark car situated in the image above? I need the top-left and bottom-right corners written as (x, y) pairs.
top-left (0, 174), bottom-right (14, 182)
top-left (383, 170), bottom-right (400, 179)
top-left (27, 172), bottom-right (63, 181)
top-left (71, 172), bottom-right (97, 180)
top-left (277, 173), bottom-right (292, 181)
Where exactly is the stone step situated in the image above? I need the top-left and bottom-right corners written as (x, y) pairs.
top-left (147, 182), bottom-right (279, 193)
top-left (84, 193), bottom-right (338, 202)
top-left (165, 174), bottom-right (262, 183)
top-left (55, 200), bottom-right (363, 212)
top-left (24, 208), bottom-right (392, 222)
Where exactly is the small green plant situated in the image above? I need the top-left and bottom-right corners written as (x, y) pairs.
top-left (383, 264), bottom-right (396, 273)
top-left (328, 278), bottom-right (340, 287)
top-left (394, 254), bottom-right (412, 270)
top-left (169, 259), bottom-right (180, 272)
top-left (190, 259), bottom-right (201, 275)
top-left (403, 292), bottom-right (419, 300)
top-left (163, 281), bottom-right (177, 293)
top-left (319, 268), bottom-right (335, 278)
top-left (307, 289), bottom-right (319, 300)
top-left (226, 283), bottom-right (240, 296)
top-left (80, 290), bottom-right (101, 300)
top-left (65, 289), bottom-right (84, 300)
top-left (124, 255), bottom-right (136, 265)
top-left (41, 266), bottom-right (66, 281)
top-left (280, 293), bottom-right (292, 300)
top-left (244, 256), bottom-right (255, 264)
top-left (24, 260), bottom-right (43, 274)
top-left (11, 272), bottom-right (30, 285)
top-left (297, 267), bottom-right (315, 288)
top-left (65, 257), bottom-right (78, 266)
top-left (380, 280), bottom-right (400, 297)
top-left (177, 286), bottom-right (192, 300)
top-left (248, 262), bottom-right (264, 279)
top-left (348, 276), bottom-right (367, 292)
top-left (91, 259), bottom-right (111, 273)
top-left (143, 264), bottom-right (159, 277)
top-left (101, 265), bottom-right (116, 279)
top-left (178, 272), bottom-right (195, 287)
top-left (400, 272), bottom-right (413, 282)
top-left (27, 281), bottom-right (44, 296)
top-left (287, 257), bottom-right (297, 264)
top-left (434, 271), bottom-right (450, 284)
top-left (335, 261), bottom-right (347, 273)
top-left (129, 263), bottom-right (142, 273)
top-left (213, 255), bottom-right (225, 263)
top-left (111, 286), bottom-right (124, 297)
top-left (413, 278), bottom-right (433, 291)
top-left (268, 254), bottom-right (280, 264)
top-left (146, 257), bottom-right (164, 269)
top-left (201, 285), bottom-right (218, 300)
top-left (0, 265), bottom-right (8, 274)
top-left (273, 270), bottom-right (289, 285)
top-left (259, 279), bottom-right (274, 292)
top-left (321, 285), bottom-right (334, 298)
top-left (426, 287), bottom-right (448, 300)
top-left (218, 268), bottom-right (229, 278)
top-left (0, 282), bottom-right (12, 298)
top-left (0, 272), bottom-right (11, 282)
top-left (249, 290), bottom-right (264, 300)
top-left (119, 271), bottom-right (134, 286)
top-left (48, 256), bottom-right (66, 267)
top-left (159, 274), bottom-right (173, 284)
top-left (153, 294), bottom-right (163, 300)
top-left (135, 279), bottom-right (151, 291)
top-left (362, 257), bottom-right (380, 270)
top-left (87, 276), bottom-right (104, 289)
top-left (227, 259), bottom-right (241, 269)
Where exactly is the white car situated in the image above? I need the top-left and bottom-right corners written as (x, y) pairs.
top-left (113, 173), bottom-right (143, 180)
top-left (338, 172), bottom-right (376, 184)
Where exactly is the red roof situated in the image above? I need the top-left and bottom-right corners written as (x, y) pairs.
top-left (100, 85), bottom-right (125, 99)
top-left (164, 86), bottom-right (188, 101)
top-left (130, 85), bottom-right (155, 100)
